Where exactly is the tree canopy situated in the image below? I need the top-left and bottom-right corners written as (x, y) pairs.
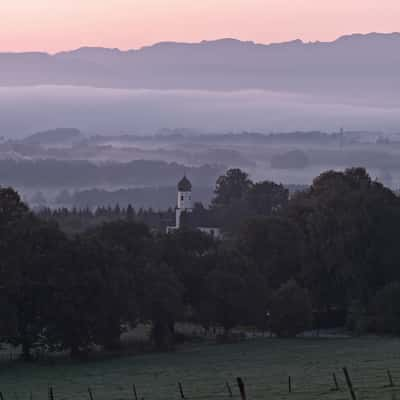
top-left (2, 166), bottom-right (400, 359)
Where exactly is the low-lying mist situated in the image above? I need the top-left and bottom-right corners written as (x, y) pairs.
top-left (1, 86), bottom-right (399, 138)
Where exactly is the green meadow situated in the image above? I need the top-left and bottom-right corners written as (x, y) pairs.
top-left (2, 337), bottom-right (400, 400)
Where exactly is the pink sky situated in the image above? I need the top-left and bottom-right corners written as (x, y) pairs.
top-left (1, 0), bottom-right (400, 53)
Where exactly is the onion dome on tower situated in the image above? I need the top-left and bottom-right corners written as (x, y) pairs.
top-left (177, 175), bottom-right (192, 192)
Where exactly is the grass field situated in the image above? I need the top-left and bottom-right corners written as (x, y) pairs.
top-left (2, 337), bottom-right (400, 400)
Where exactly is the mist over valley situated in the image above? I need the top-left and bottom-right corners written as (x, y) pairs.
top-left (1, 33), bottom-right (400, 209)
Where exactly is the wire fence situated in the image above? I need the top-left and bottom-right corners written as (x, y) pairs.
top-left (2, 367), bottom-right (400, 400)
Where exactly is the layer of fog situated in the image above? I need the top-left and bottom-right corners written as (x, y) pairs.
top-left (0, 86), bottom-right (399, 139)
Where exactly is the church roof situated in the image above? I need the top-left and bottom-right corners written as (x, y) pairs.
top-left (178, 175), bottom-right (192, 191)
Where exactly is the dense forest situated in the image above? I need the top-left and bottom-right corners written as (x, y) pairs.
top-left (1, 167), bottom-right (400, 361)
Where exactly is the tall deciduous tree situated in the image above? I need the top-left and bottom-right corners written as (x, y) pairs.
top-left (0, 187), bottom-right (29, 230)
top-left (288, 167), bottom-right (400, 313)
top-left (142, 263), bottom-right (184, 350)
top-left (212, 168), bottom-right (252, 207)
top-left (238, 216), bottom-right (304, 289)
top-left (246, 181), bottom-right (289, 216)
top-left (199, 250), bottom-right (251, 337)
top-left (1, 214), bottom-right (66, 360)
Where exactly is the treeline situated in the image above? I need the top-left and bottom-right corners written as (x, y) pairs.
top-left (37, 205), bottom-right (175, 234)
top-left (2, 167), bottom-right (400, 361)
top-left (85, 130), bottom-right (345, 146)
top-left (52, 186), bottom-right (214, 209)
top-left (0, 159), bottom-right (222, 188)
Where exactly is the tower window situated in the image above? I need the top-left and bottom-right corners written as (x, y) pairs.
top-left (181, 196), bottom-right (184, 201)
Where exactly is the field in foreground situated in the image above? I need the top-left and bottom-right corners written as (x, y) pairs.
top-left (1, 337), bottom-right (400, 400)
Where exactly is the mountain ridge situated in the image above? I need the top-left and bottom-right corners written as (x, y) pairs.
top-left (1, 32), bottom-right (400, 92)
top-left (4, 32), bottom-right (400, 56)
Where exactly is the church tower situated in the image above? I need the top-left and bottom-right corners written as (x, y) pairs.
top-left (167, 175), bottom-right (220, 237)
top-left (176, 175), bottom-right (192, 228)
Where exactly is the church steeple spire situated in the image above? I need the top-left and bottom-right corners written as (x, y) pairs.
top-left (177, 175), bottom-right (192, 192)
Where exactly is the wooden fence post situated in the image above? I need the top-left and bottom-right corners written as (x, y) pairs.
top-left (343, 367), bottom-right (357, 400)
top-left (132, 384), bottom-right (138, 400)
top-left (225, 382), bottom-right (233, 398)
top-left (333, 373), bottom-right (339, 391)
top-left (0, 392), bottom-right (4, 400)
top-left (88, 388), bottom-right (94, 400)
top-left (236, 377), bottom-right (246, 400)
top-left (288, 376), bottom-right (292, 393)
top-left (49, 387), bottom-right (54, 400)
top-left (387, 370), bottom-right (395, 387)
top-left (178, 382), bottom-right (185, 399)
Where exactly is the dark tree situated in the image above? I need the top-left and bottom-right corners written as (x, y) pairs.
top-left (1, 214), bottom-right (66, 360)
top-left (269, 280), bottom-right (313, 337)
top-left (142, 263), bottom-right (184, 351)
top-left (212, 168), bottom-right (252, 207)
top-left (199, 250), bottom-right (250, 338)
top-left (238, 216), bottom-right (304, 289)
top-left (84, 221), bottom-right (151, 349)
top-left (46, 237), bottom-right (103, 358)
top-left (0, 187), bottom-right (29, 230)
top-left (288, 167), bottom-right (400, 314)
top-left (246, 181), bottom-right (289, 216)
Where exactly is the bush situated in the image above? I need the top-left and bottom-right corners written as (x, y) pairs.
top-left (269, 280), bottom-right (313, 337)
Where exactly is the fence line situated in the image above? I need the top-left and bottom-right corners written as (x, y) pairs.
top-left (2, 364), bottom-right (400, 400)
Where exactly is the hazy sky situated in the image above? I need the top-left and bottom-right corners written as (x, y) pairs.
top-left (1, 0), bottom-right (400, 52)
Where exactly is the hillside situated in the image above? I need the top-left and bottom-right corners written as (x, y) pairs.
top-left (22, 128), bottom-right (84, 145)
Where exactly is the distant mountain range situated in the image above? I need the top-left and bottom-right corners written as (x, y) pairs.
top-left (1, 33), bottom-right (399, 93)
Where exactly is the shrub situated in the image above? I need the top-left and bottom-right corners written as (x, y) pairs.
top-left (269, 280), bottom-right (313, 337)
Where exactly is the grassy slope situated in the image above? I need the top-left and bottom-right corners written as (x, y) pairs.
top-left (1, 337), bottom-right (400, 400)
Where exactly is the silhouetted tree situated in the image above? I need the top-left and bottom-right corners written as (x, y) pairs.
top-left (142, 263), bottom-right (184, 350)
top-left (269, 280), bottom-right (312, 337)
top-left (1, 214), bottom-right (65, 360)
top-left (246, 181), bottom-right (289, 216)
top-left (212, 168), bottom-right (252, 207)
